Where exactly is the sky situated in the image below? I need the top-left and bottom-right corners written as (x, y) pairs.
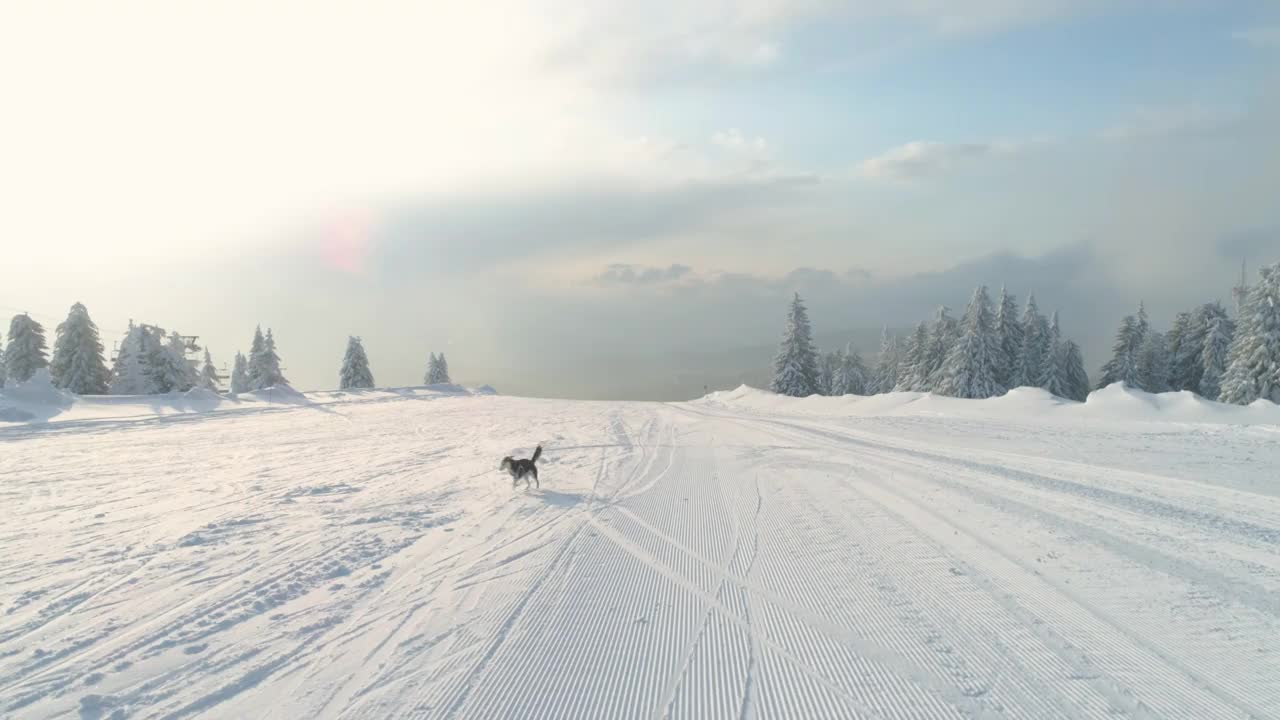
top-left (3, 1), bottom-right (1279, 399)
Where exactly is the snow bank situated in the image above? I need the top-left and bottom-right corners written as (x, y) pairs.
top-left (239, 384), bottom-right (309, 404)
top-left (0, 370), bottom-right (74, 422)
top-left (0, 381), bottom-right (498, 426)
top-left (2, 369), bottom-right (73, 407)
top-left (698, 382), bottom-right (1280, 427)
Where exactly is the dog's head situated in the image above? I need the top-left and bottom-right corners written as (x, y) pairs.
top-left (500, 456), bottom-right (514, 471)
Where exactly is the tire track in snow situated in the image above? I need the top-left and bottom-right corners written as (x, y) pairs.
top-left (647, 445), bottom-right (739, 720)
top-left (443, 408), bottom-right (678, 719)
top-left (856, 446), bottom-right (1280, 616)
top-left (588, 517), bottom-right (892, 719)
top-left (709, 410), bottom-right (1280, 619)
top-left (843, 470), bottom-right (1158, 719)
top-left (733, 472), bottom-right (762, 720)
top-left (598, 501), bottom-right (991, 718)
top-left (849, 463), bottom-right (1267, 720)
top-left (399, 407), bottom-right (666, 719)
top-left (741, 411), bottom-right (1276, 719)
top-left (760, 415), bottom-right (1280, 546)
top-left (771, 473), bottom-right (1092, 720)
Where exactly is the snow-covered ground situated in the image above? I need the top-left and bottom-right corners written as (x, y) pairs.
top-left (2, 384), bottom-right (1278, 719)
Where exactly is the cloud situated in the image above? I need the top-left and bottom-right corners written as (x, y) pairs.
top-left (1217, 227), bottom-right (1280, 262)
top-left (857, 139), bottom-right (1029, 181)
top-left (709, 128), bottom-right (779, 175)
top-left (596, 263), bottom-right (694, 286)
top-left (1233, 25), bottom-right (1280, 48)
top-left (321, 172), bottom-right (820, 282)
top-left (580, 246), bottom-right (1112, 322)
top-left (1100, 105), bottom-right (1241, 142)
top-left (892, 0), bottom-right (1112, 34)
top-left (546, 0), bottom-right (1111, 85)
top-left (712, 128), bottom-right (771, 156)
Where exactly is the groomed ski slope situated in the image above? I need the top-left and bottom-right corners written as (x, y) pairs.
top-left (2, 385), bottom-right (1278, 719)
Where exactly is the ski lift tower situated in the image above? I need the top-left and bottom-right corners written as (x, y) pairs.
top-left (1232, 260), bottom-right (1250, 316)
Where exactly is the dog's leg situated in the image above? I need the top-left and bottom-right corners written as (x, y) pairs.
top-left (533, 468), bottom-right (539, 489)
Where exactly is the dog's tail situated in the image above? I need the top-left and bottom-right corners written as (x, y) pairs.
top-left (531, 445), bottom-right (542, 463)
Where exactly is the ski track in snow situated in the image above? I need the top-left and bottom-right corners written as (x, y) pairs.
top-left (1, 390), bottom-right (1277, 719)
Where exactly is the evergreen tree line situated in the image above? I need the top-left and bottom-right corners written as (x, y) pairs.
top-left (771, 286), bottom-right (1089, 401)
top-left (0, 302), bottom-right (457, 396)
top-left (771, 261), bottom-right (1280, 405)
top-left (1093, 261), bottom-right (1280, 404)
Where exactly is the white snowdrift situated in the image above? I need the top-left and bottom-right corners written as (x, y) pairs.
top-left (0, 370), bottom-right (73, 422)
top-left (0, 381), bottom-right (496, 426)
top-left (698, 382), bottom-right (1280, 426)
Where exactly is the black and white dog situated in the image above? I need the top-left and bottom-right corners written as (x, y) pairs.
top-left (501, 445), bottom-right (542, 489)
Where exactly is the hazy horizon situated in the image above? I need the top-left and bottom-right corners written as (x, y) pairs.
top-left (4, 2), bottom-right (1278, 399)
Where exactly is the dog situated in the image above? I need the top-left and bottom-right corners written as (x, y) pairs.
top-left (501, 445), bottom-right (542, 489)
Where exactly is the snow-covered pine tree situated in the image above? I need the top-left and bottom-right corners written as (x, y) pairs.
top-left (1039, 311), bottom-right (1070, 397)
top-left (0, 337), bottom-right (5, 388)
top-left (170, 332), bottom-right (198, 391)
top-left (5, 313), bottom-right (49, 384)
top-left (826, 352), bottom-right (846, 396)
top-left (230, 352), bottom-right (249, 394)
top-left (49, 302), bottom-right (110, 394)
top-left (1179, 303), bottom-right (1229, 392)
top-left (199, 349), bottom-right (221, 392)
top-left (818, 350), bottom-right (842, 396)
top-left (833, 343), bottom-right (868, 396)
top-left (922, 306), bottom-right (959, 391)
top-left (1135, 331), bottom-right (1170, 393)
top-left (1041, 341), bottom-right (1068, 398)
top-left (339, 336), bottom-right (375, 390)
top-left (994, 286), bottom-right (1022, 389)
top-left (1198, 312), bottom-right (1234, 401)
top-left (869, 328), bottom-right (901, 394)
top-left (111, 322), bottom-right (153, 394)
top-left (250, 329), bottom-right (288, 389)
top-left (894, 322), bottom-right (931, 392)
top-left (1220, 262), bottom-right (1280, 405)
top-left (1095, 311), bottom-right (1146, 389)
top-left (424, 353), bottom-right (438, 384)
top-left (936, 285), bottom-right (1005, 399)
top-left (437, 353), bottom-right (452, 384)
top-left (1165, 311), bottom-right (1194, 390)
top-left (1061, 340), bottom-right (1090, 401)
top-left (247, 326), bottom-right (267, 389)
top-left (769, 293), bottom-right (820, 397)
top-left (146, 331), bottom-right (197, 393)
top-left (1012, 295), bottom-right (1050, 388)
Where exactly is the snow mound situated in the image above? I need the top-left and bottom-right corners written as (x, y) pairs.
top-left (422, 383), bottom-right (471, 395)
top-left (0, 406), bottom-right (37, 422)
top-left (700, 382), bottom-right (1280, 426)
top-left (1081, 383), bottom-right (1280, 424)
top-left (181, 387), bottom-right (224, 407)
top-left (0, 370), bottom-right (75, 422)
top-left (1, 369), bottom-right (74, 407)
top-left (0, 381), bottom-right (494, 426)
top-left (240, 384), bottom-right (307, 404)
